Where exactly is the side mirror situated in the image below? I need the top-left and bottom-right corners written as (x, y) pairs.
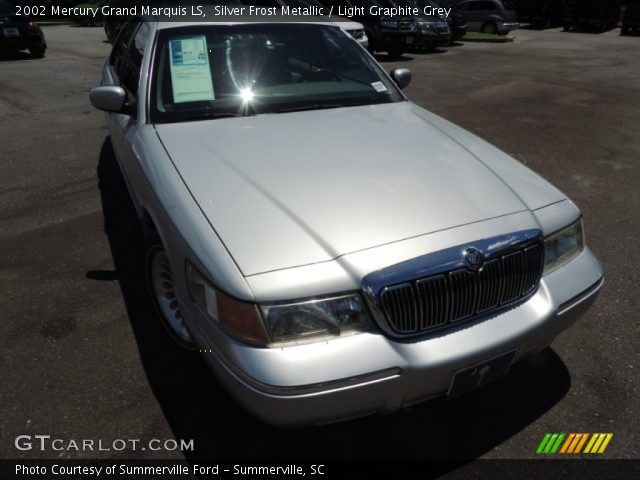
top-left (390, 68), bottom-right (412, 90)
top-left (89, 86), bottom-right (133, 115)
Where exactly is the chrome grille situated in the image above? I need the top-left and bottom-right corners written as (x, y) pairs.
top-left (378, 244), bottom-right (544, 335)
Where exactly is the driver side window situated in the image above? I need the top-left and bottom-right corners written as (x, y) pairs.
top-left (122, 22), bottom-right (151, 97)
top-left (110, 20), bottom-right (139, 82)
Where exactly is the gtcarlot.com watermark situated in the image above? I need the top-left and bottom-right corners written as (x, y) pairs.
top-left (14, 435), bottom-right (194, 452)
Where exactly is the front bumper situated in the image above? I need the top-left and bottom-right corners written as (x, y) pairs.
top-left (378, 30), bottom-right (418, 51)
top-left (185, 247), bottom-right (603, 427)
top-left (499, 22), bottom-right (520, 33)
top-left (413, 30), bottom-right (451, 48)
top-left (0, 32), bottom-right (45, 51)
top-left (356, 35), bottom-right (369, 48)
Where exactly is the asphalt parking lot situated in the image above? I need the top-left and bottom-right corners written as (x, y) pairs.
top-left (1, 25), bottom-right (638, 463)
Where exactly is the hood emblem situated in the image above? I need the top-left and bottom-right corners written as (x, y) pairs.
top-left (464, 247), bottom-right (485, 271)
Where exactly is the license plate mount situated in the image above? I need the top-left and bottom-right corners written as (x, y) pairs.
top-left (2, 27), bottom-right (20, 38)
top-left (448, 350), bottom-right (516, 398)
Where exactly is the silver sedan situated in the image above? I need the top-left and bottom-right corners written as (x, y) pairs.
top-left (90, 18), bottom-right (603, 426)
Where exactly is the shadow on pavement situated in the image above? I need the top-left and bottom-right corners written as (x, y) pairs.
top-left (93, 136), bottom-right (571, 462)
top-left (0, 50), bottom-right (36, 62)
top-left (374, 53), bottom-right (414, 63)
top-left (561, 25), bottom-right (618, 33)
top-left (519, 23), bottom-right (561, 30)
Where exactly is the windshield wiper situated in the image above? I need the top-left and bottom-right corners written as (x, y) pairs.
top-left (188, 111), bottom-right (249, 121)
top-left (273, 103), bottom-right (357, 114)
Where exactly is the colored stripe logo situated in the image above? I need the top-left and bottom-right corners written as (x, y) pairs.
top-left (536, 433), bottom-right (613, 454)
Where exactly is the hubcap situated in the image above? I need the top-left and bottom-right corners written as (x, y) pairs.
top-left (149, 249), bottom-right (193, 345)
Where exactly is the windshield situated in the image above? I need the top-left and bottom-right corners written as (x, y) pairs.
top-left (151, 24), bottom-right (404, 123)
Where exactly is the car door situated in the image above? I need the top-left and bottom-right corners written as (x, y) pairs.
top-left (454, 2), bottom-right (477, 30)
top-left (476, 1), bottom-right (501, 27)
top-left (103, 20), bottom-right (152, 216)
top-left (457, 1), bottom-right (494, 31)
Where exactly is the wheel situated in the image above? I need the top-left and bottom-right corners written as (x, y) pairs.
top-left (481, 22), bottom-right (498, 34)
top-left (28, 46), bottom-right (45, 58)
top-left (386, 48), bottom-right (405, 58)
top-left (562, 23), bottom-right (572, 32)
top-left (146, 244), bottom-right (195, 349)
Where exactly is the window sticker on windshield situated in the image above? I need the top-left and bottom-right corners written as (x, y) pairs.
top-left (169, 35), bottom-right (215, 104)
top-left (371, 81), bottom-right (388, 93)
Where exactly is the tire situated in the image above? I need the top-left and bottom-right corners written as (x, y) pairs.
top-left (386, 48), bottom-right (405, 58)
top-left (28, 46), bottom-right (45, 58)
top-left (145, 243), bottom-right (195, 350)
top-left (562, 23), bottom-right (572, 32)
top-left (481, 22), bottom-right (498, 34)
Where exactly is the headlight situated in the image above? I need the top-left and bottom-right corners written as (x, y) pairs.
top-left (544, 219), bottom-right (584, 275)
top-left (418, 21), bottom-right (433, 32)
top-left (381, 18), bottom-right (398, 29)
top-left (260, 294), bottom-right (373, 345)
top-left (186, 262), bottom-right (269, 346)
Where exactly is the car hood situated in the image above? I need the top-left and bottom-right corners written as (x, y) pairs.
top-left (155, 102), bottom-right (541, 276)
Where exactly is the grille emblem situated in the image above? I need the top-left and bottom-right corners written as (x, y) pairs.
top-left (464, 247), bottom-right (484, 271)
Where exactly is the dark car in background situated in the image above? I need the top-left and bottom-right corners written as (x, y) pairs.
top-left (562, 0), bottom-right (621, 32)
top-left (454, 0), bottom-right (519, 34)
top-left (319, 0), bottom-right (421, 57)
top-left (404, 0), bottom-right (467, 42)
top-left (0, 0), bottom-right (47, 57)
top-left (384, 0), bottom-right (452, 48)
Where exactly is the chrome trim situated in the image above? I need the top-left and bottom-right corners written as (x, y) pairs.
top-left (362, 229), bottom-right (544, 338)
top-left (207, 342), bottom-right (402, 396)
top-left (557, 276), bottom-right (604, 315)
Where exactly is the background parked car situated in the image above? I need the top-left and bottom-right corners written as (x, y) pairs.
top-left (384, 0), bottom-right (452, 48)
top-left (318, 0), bottom-right (421, 57)
top-left (404, 0), bottom-right (467, 42)
top-left (453, 0), bottom-right (519, 34)
top-left (0, 0), bottom-right (47, 57)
